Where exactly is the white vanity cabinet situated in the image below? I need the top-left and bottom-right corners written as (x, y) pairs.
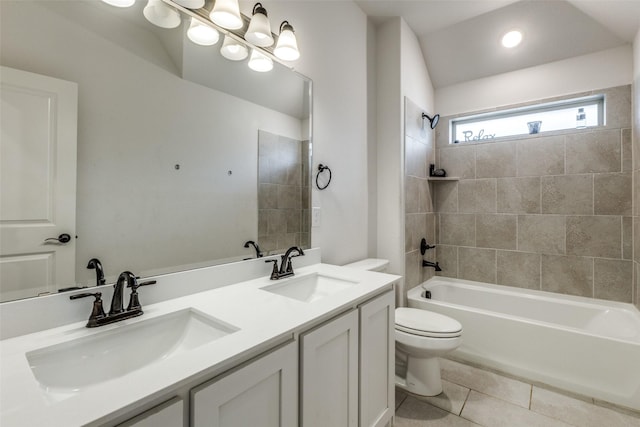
top-left (300, 289), bottom-right (395, 427)
top-left (116, 397), bottom-right (184, 427)
top-left (190, 341), bottom-right (298, 427)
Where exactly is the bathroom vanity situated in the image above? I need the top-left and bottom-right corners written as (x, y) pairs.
top-left (0, 251), bottom-right (399, 427)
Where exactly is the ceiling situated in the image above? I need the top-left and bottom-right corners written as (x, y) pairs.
top-left (357, 0), bottom-right (640, 88)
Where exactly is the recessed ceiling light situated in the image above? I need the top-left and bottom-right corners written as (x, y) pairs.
top-left (501, 30), bottom-right (522, 48)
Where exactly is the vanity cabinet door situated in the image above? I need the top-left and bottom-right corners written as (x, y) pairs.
top-left (116, 397), bottom-right (184, 427)
top-left (190, 341), bottom-right (298, 427)
top-left (300, 309), bottom-right (359, 427)
top-left (359, 290), bottom-right (395, 427)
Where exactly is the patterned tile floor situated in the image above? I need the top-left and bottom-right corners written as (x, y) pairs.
top-left (394, 359), bottom-right (640, 427)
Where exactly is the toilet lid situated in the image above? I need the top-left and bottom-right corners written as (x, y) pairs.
top-left (395, 307), bottom-right (462, 338)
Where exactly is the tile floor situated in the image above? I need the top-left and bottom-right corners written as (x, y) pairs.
top-left (394, 358), bottom-right (640, 427)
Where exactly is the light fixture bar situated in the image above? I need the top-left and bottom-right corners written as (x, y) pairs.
top-left (160, 0), bottom-right (296, 69)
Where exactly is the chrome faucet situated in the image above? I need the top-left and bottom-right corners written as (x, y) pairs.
top-left (265, 246), bottom-right (305, 280)
top-left (70, 271), bottom-right (156, 328)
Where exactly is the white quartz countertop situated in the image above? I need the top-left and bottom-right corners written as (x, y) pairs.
top-left (0, 263), bottom-right (399, 427)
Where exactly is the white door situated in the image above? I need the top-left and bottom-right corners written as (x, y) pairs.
top-left (0, 66), bottom-right (78, 301)
top-left (301, 310), bottom-right (359, 427)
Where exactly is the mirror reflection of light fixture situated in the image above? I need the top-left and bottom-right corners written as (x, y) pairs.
top-left (100, 0), bottom-right (135, 8)
top-left (210, 0), bottom-right (243, 30)
top-left (220, 35), bottom-right (248, 61)
top-left (422, 112), bottom-right (440, 129)
top-left (187, 17), bottom-right (220, 46)
top-left (245, 3), bottom-right (274, 47)
top-left (143, 0), bottom-right (181, 29)
top-left (273, 21), bottom-right (300, 61)
top-left (173, 0), bottom-right (205, 8)
top-left (248, 49), bottom-right (273, 72)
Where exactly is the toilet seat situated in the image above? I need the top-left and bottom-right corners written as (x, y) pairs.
top-left (395, 307), bottom-right (462, 338)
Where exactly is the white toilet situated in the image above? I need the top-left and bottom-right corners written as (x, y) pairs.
top-left (343, 258), bottom-right (463, 396)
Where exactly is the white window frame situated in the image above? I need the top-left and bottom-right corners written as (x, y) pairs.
top-left (450, 95), bottom-right (605, 144)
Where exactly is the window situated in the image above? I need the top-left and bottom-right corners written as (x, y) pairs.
top-left (451, 95), bottom-right (604, 144)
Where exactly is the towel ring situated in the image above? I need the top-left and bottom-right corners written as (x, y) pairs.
top-left (315, 164), bottom-right (332, 190)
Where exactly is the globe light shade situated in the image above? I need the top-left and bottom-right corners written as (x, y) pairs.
top-left (173, 0), bottom-right (205, 8)
top-left (248, 49), bottom-right (273, 72)
top-left (220, 35), bottom-right (248, 61)
top-left (274, 21), bottom-right (299, 61)
top-left (245, 3), bottom-right (274, 47)
top-left (501, 30), bottom-right (522, 48)
top-left (187, 17), bottom-right (220, 46)
top-left (100, 0), bottom-right (135, 8)
top-left (143, 0), bottom-right (181, 29)
top-left (209, 0), bottom-right (243, 30)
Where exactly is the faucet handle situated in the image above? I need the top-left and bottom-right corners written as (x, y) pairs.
top-left (126, 279), bottom-right (156, 311)
top-left (70, 292), bottom-right (106, 327)
top-left (265, 259), bottom-right (279, 280)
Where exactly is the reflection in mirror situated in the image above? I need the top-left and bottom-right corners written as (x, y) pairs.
top-left (0, 0), bottom-right (312, 302)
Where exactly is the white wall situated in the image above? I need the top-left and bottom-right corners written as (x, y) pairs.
top-left (264, 1), bottom-right (370, 265)
top-left (374, 17), bottom-right (435, 289)
top-left (436, 45), bottom-right (634, 116)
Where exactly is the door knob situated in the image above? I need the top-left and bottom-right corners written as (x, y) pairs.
top-left (44, 233), bottom-right (72, 244)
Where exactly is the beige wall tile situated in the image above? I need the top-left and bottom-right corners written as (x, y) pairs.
top-left (426, 213), bottom-right (436, 245)
top-left (476, 142), bottom-right (517, 178)
top-left (458, 179), bottom-right (496, 213)
top-left (497, 250), bottom-right (541, 289)
top-left (258, 183), bottom-right (278, 209)
top-left (566, 216), bottom-right (621, 258)
top-left (593, 258), bottom-right (633, 303)
top-left (497, 177), bottom-right (541, 214)
top-left (436, 245), bottom-right (458, 278)
top-left (286, 209), bottom-right (301, 233)
top-left (439, 145), bottom-right (476, 179)
top-left (565, 129), bottom-right (621, 174)
top-left (635, 217), bottom-right (640, 264)
top-left (419, 178), bottom-right (432, 213)
top-left (541, 175), bottom-right (593, 214)
top-left (517, 215), bottom-right (565, 254)
top-left (439, 214), bottom-right (476, 246)
top-left (406, 135), bottom-right (428, 178)
top-left (266, 209), bottom-right (287, 235)
top-left (541, 254), bottom-right (593, 297)
top-left (634, 170), bottom-right (640, 216)
top-left (405, 250), bottom-right (422, 291)
top-left (405, 176), bottom-right (420, 214)
top-left (277, 185), bottom-right (301, 209)
top-left (623, 217), bottom-right (632, 260)
top-left (517, 136), bottom-right (565, 177)
top-left (459, 247), bottom-right (496, 283)
top-left (476, 214), bottom-right (517, 250)
top-left (602, 85), bottom-right (632, 129)
top-left (405, 213), bottom-right (427, 253)
top-left (622, 128), bottom-right (632, 172)
top-left (594, 173), bottom-right (632, 215)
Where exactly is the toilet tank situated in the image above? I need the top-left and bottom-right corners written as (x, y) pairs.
top-left (342, 258), bottom-right (389, 273)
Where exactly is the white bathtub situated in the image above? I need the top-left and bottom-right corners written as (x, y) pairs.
top-left (407, 277), bottom-right (640, 411)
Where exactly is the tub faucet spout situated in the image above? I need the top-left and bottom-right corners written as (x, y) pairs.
top-left (423, 260), bottom-right (442, 271)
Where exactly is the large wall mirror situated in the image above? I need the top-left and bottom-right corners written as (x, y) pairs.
top-left (0, 0), bottom-right (312, 302)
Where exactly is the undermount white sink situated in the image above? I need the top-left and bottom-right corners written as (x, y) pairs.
top-left (261, 272), bottom-right (359, 303)
top-left (26, 309), bottom-right (239, 394)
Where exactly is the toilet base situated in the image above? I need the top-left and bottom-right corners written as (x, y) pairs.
top-left (395, 355), bottom-right (443, 396)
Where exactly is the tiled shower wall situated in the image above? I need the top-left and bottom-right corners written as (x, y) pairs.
top-left (258, 130), bottom-right (310, 255)
top-left (404, 98), bottom-right (437, 292)
top-left (634, 72), bottom-right (640, 309)
top-left (433, 85), bottom-right (634, 303)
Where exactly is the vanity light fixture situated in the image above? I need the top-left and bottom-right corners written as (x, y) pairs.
top-left (187, 17), bottom-right (220, 45)
top-left (248, 49), bottom-right (273, 72)
top-left (501, 30), bottom-right (522, 48)
top-left (143, 0), bottom-right (181, 29)
top-left (245, 3), bottom-right (274, 47)
top-left (210, 0), bottom-right (243, 30)
top-left (273, 21), bottom-right (300, 61)
top-left (100, 0), bottom-right (135, 8)
top-left (220, 35), bottom-right (249, 60)
top-left (422, 112), bottom-right (440, 129)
